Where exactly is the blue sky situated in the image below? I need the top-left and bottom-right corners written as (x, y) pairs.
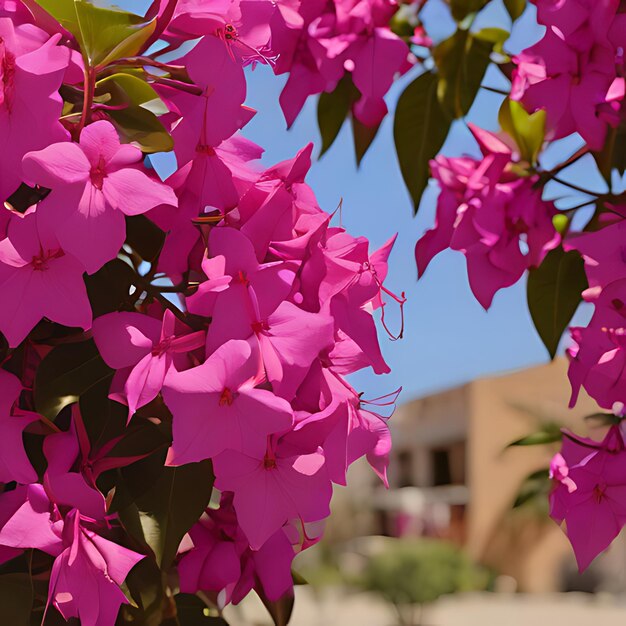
top-left (132, 0), bottom-right (602, 402)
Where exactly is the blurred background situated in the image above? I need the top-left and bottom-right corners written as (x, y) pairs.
top-left (212, 1), bottom-right (626, 624)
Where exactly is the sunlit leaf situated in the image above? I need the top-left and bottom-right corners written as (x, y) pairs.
top-left (393, 71), bottom-right (451, 213)
top-left (527, 247), bottom-right (588, 359)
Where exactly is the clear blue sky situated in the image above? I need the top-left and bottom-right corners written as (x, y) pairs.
top-left (129, 0), bottom-right (602, 402)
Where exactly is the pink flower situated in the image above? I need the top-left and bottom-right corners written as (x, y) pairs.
top-left (0, 369), bottom-right (39, 484)
top-left (0, 209), bottom-right (91, 346)
top-left (93, 309), bottom-right (205, 418)
top-left (415, 125), bottom-right (559, 309)
top-left (549, 428), bottom-right (626, 571)
top-left (162, 339), bottom-right (293, 463)
top-left (22, 120), bottom-right (177, 273)
top-left (214, 435), bottom-right (332, 550)
top-left (0, 18), bottom-right (69, 201)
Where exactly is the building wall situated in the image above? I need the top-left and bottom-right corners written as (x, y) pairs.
top-left (467, 358), bottom-right (601, 591)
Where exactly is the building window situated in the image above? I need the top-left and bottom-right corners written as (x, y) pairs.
top-left (432, 449), bottom-right (452, 486)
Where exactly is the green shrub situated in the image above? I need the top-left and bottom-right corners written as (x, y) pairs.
top-left (361, 538), bottom-right (490, 623)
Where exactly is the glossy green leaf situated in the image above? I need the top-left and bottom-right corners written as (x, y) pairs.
top-left (434, 28), bottom-right (507, 119)
top-left (498, 98), bottom-right (546, 164)
top-left (34, 339), bottom-right (113, 420)
top-left (393, 71), bottom-right (451, 213)
top-left (29, 0), bottom-right (155, 67)
top-left (527, 247), bottom-right (588, 359)
top-left (0, 574), bottom-right (32, 626)
top-left (352, 116), bottom-right (381, 166)
top-left (317, 77), bottom-right (356, 156)
top-left (127, 461), bottom-right (214, 570)
top-left (503, 0), bottom-right (526, 21)
top-left (96, 73), bottom-right (173, 153)
top-left (108, 104), bottom-right (174, 153)
top-left (79, 377), bottom-right (127, 451)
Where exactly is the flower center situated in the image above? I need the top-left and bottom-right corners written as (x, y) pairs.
top-left (593, 483), bottom-right (607, 503)
top-left (0, 38), bottom-right (16, 110)
top-left (151, 337), bottom-right (173, 357)
top-left (219, 387), bottom-right (234, 406)
top-left (90, 156), bottom-right (108, 190)
top-left (30, 249), bottom-right (62, 271)
top-left (196, 144), bottom-right (216, 155)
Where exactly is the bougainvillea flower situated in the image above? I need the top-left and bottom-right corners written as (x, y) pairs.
top-left (166, 35), bottom-right (255, 169)
top-left (163, 339), bottom-right (293, 463)
top-left (415, 126), bottom-right (559, 308)
top-left (22, 120), bottom-right (177, 273)
top-left (549, 428), bottom-right (626, 571)
top-left (93, 309), bottom-right (205, 418)
top-left (0, 18), bottom-right (69, 201)
top-left (0, 369), bottom-right (39, 484)
top-left (214, 436), bottom-right (332, 550)
top-left (0, 209), bottom-right (91, 346)
top-left (49, 509), bottom-right (144, 626)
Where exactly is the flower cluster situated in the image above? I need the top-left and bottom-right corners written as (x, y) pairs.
top-left (511, 0), bottom-right (625, 150)
top-left (0, 1), bottom-right (401, 624)
top-left (415, 124), bottom-right (559, 309)
top-left (411, 0), bottom-right (626, 573)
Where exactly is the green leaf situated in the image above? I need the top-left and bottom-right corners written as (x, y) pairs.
top-left (449, 0), bottom-right (489, 21)
top-left (498, 98), bottom-right (546, 164)
top-left (503, 0), bottom-right (526, 21)
top-left (584, 412), bottom-right (621, 426)
top-left (0, 573), bottom-right (32, 626)
top-left (175, 594), bottom-right (230, 625)
top-left (527, 247), bottom-right (588, 359)
top-left (317, 77), bottom-right (356, 156)
top-left (352, 116), bottom-right (381, 166)
top-left (128, 461), bottom-right (214, 570)
top-left (434, 28), bottom-right (507, 119)
top-left (513, 468), bottom-right (550, 509)
top-left (109, 104), bottom-right (174, 153)
top-left (96, 72), bottom-right (169, 116)
top-left (257, 590), bottom-right (294, 626)
top-left (393, 71), bottom-right (452, 213)
top-left (34, 339), bottom-right (113, 420)
top-left (125, 215), bottom-right (166, 262)
top-left (96, 73), bottom-right (173, 153)
top-left (507, 425), bottom-right (562, 447)
top-left (85, 258), bottom-right (136, 317)
top-left (79, 377), bottom-right (127, 451)
top-left (29, 0), bottom-right (155, 67)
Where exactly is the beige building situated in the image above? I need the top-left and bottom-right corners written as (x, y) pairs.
top-left (330, 359), bottom-right (626, 592)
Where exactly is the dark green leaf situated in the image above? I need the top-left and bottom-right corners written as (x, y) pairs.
top-left (0, 573), bottom-right (33, 626)
top-left (128, 461), bottom-right (214, 569)
top-left (108, 99), bottom-right (174, 153)
top-left (584, 412), bottom-right (621, 426)
top-left (503, 0), bottom-right (526, 21)
top-left (393, 71), bottom-right (452, 213)
top-left (125, 215), bottom-right (166, 262)
top-left (85, 258), bottom-right (136, 317)
top-left (96, 73), bottom-right (169, 117)
top-left (498, 98), bottom-right (546, 164)
top-left (513, 468), bottom-right (550, 509)
top-left (352, 116), bottom-right (381, 166)
top-left (34, 339), bottom-right (113, 420)
top-left (79, 378), bottom-right (127, 450)
top-left (175, 594), bottom-right (230, 625)
top-left (527, 247), bottom-right (588, 359)
top-left (28, 0), bottom-right (155, 67)
top-left (122, 557), bottom-right (166, 625)
top-left (257, 590), bottom-right (294, 626)
top-left (507, 426), bottom-right (562, 447)
top-left (449, 0), bottom-right (489, 21)
top-left (317, 77), bottom-right (356, 156)
top-left (434, 28), bottom-right (507, 119)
